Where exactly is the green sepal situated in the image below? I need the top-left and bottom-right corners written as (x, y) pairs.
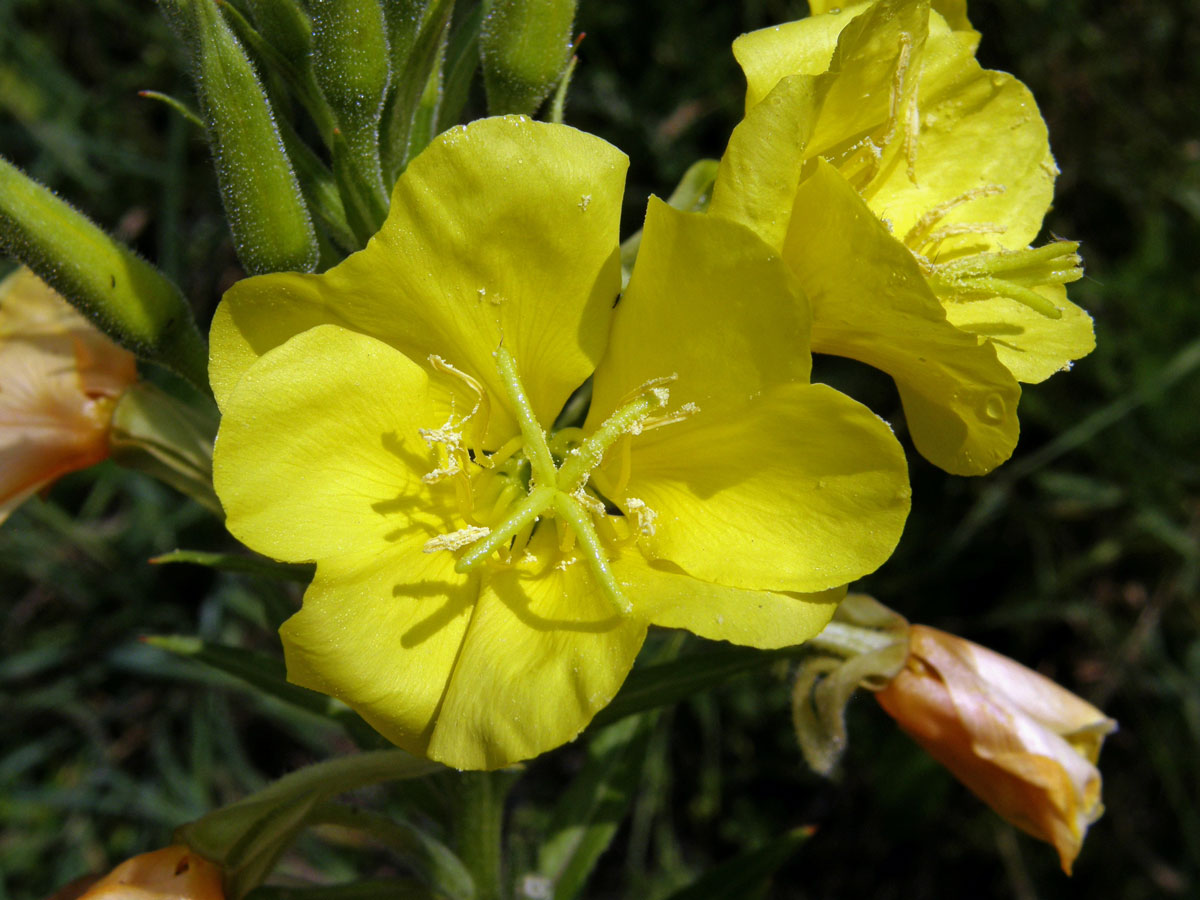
top-left (660, 828), bottom-right (814, 900)
top-left (536, 714), bottom-right (655, 900)
top-left (159, 0), bottom-right (319, 275)
top-left (0, 154), bottom-right (209, 391)
top-left (479, 0), bottom-right (576, 116)
top-left (176, 749), bottom-right (441, 898)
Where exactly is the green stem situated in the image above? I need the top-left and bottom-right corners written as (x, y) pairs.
top-left (454, 771), bottom-right (512, 900)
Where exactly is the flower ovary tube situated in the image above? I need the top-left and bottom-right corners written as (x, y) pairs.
top-left (422, 345), bottom-right (690, 617)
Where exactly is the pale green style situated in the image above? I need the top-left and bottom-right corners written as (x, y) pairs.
top-left (711, 0), bottom-right (1092, 475)
top-left (211, 116), bottom-right (911, 770)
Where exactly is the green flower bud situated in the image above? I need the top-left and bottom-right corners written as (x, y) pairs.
top-left (161, 0), bottom-right (319, 275)
top-left (309, 0), bottom-right (393, 239)
top-left (480, 0), bottom-right (576, 116)
top-left (0, 155), bottom-right (209, 391)
top-left (379, 0), bottom-right (455, 180)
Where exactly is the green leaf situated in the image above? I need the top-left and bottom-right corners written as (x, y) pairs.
top-left (246, 881), bottom-right (438, 900)
top-left (150, 549), bottom-right (314, 583)
top-left (536, 714), bottom-right (654, 900)
top-left (659, 828), bottom-right (814, 900)
top-left (591, 643), bottom-right (806, 730)
top-left (143, 635), bottom-right (385, 750)
top-left (178, 750), bottom-right (442, 899)
top-left (437, 3), bottom-right (483, 133)
top-left (310, 803), bottom-right (475, 900)
top-left (380, 0), bottom-right (455, 182)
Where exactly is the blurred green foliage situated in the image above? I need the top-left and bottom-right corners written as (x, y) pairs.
top-left (2, 0), bottom-right (1199, 898)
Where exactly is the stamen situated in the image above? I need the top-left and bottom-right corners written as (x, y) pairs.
top-left (639, 401), bottom-right (700, 432)
top-left (623, 497), bottom-right (658, 537)
top-left (834, 138), bottom-right (883, 193)
top-left (424, 526), bottom-right (491, 554)
top-left (428, 354), bottom-right (491, 449)
top-left (903, 185), bottom-right (1006, 252)
top-left (881, 34), bottom-right (913, 149)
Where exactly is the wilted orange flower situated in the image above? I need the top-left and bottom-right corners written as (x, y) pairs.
top-left (74, 845), bottom-right (224, 900)
top-left (0, 266), bottom-right (137, 522)
top-left (875, 624), bottom-right (1116, 873)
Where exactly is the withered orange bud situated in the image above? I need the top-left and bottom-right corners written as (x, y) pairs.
top-left (875, 625), bottom-right (1116, 874)
top-left (0, 266), bottom-right (137, 522)
top-left (75, 845), bottom-right (224, 900)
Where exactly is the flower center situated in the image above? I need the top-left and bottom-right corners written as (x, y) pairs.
top-left (419, 346), bottom-right (694, 615)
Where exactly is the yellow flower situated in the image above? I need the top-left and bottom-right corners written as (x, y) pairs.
top-left (0, 266), bottom-right (137, 522)
top-left (210, 116), bottom-right (912, 770)
top-left (75, 845), bottom-right (224, 900)
top-left (710, 0), bottom-right (1092, 475)
top-left (875, 624), bottom-right (1115, 874)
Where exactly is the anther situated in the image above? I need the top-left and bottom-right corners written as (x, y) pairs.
top-left (903, 185), bottom-right (1006, 253)
top-left (424, 526), bottom-right (491, 554)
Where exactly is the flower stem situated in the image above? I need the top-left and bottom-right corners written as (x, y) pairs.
top-left (454, 771), bottom-right (515, 900)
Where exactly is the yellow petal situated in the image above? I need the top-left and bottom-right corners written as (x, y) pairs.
top-left (588, 197), bottom-right (810, 427)
top-left (617, 553), bottom-right (842, 649)
top-left (427, 527), bottom-right (647, 770)
top-left (280, 543), bottom-right (476, 762)
top-left (786, 161), bottom-right (1021, 475)
top-left (610, 382), bottom-right (909, 594)
top-left (734, 4), bottom-right (873, 110)
top-left (709, 74), bottom-right (820, 251)
top-left (214, 324), bottom-right (455, 562)
top-left (737, 1), bottom-right (928, 160)
top-left (867, 66), bottom-right (1057, 255)
top-left (944, 287), bottom-right (1096, 384)
top-left (211, 116), bottom-right (627, 445)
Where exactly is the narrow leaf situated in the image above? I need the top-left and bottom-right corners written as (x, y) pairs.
top-left (660, 828), bottom-right (814, 900)
top-left (150, 549), bottom-right (314, 583)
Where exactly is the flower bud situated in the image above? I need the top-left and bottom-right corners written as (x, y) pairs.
top-left (161, 0), bottom-right (319, 275)
top-left (875, 625), bottom-right (1116, 874)
top-left (0, 267), bottom-right (138, 522)
top-left (75, 845), bottom-right (224, 900)
top-left (480, 0), bottom-right (576, 116)
top-left (0, 156), bottom-right (207, 390)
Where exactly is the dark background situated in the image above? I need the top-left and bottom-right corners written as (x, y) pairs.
top-left (1, 1), bottom-right (1198, 897)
